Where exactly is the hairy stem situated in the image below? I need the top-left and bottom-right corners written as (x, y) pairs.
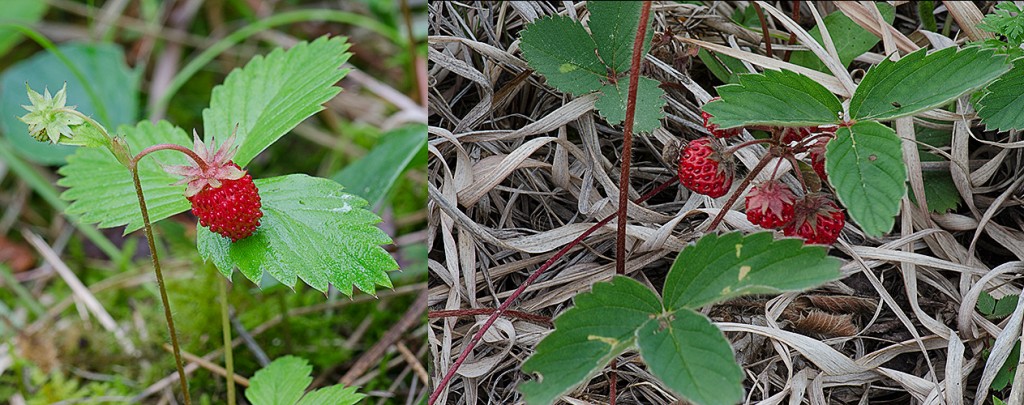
top-left (725, 138), bottom-right (774, 155)
top-left (706, 153), bottom-right (774, 231)
top-left (782, 1), bottom-right (800, 62)
top-left (133, 143), bottom-right (209, 171)
top-left (428, 177), bottom-right (678, 404)
top-left (615, 1), bottom-right (653, 276)
top-left (219, 274), bottom-right (236, 405)
top-left (131, 165), bottom-right (191, 404)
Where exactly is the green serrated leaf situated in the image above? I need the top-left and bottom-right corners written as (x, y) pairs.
top-left (58, 120), bottom-right (191, 233)
top-left (203, 36), bottom-right (351, 167)
top-left (849, 47), bottom-right (1009, 121)
top-left (993, 295), bottom-right (1020, 319)
top-left (977, 60), bottom-right (1024, 131)
top-left (992, 341), bottom-right (1021, 391)
top-left (790, 3), bottom-right (895, 72)
top-left (704, 70), bottom-right (842, 129)
top-left (197, 174), bottom-right (397, 294)
top-left (637, 309), bottom-right (744, 405)
top-left (594, 76), bottom-right (665, 133)
top-left (246, 356), bottom-right (313, 405)
top-left (296, 385), bottom-right (364, 405)
top-left (662, 232), bottom-right (841, 311)
top-left (0, 43), bottom-right (138, 165)
top-left (587, 1), bottom-right (654, 75)
top-left (825, 121), bottom-right (906, 236)
top-left (332, 124), bottom-right (426, 207)
top-left (978, 291), bottom-right (997, 315)
top-left (520, 276), bottom-right (661, 405)
top-left (520, 15), bottom-right (606, 95)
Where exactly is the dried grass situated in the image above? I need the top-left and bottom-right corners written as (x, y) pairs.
top-left (428, 2), bottom-right (1024, 404)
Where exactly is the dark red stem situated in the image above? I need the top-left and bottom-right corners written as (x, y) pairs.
top-left (706, 152), bottom-right (775, 231)
top-left (616, 1), bottom-right (653, 276)
top-left (609, 358), bottom-right (618, 405)
top-left (132, 143), bottom-right (207, 171)
top-left (752, 3), bottom-right (773, 56)
top-left (427, 177), bottom-right (678, 404)
top-left (725, 138), bottom-right (774, 155)
top-left (428, 308), bottom-right (552, 326)
top-left (782, 1), bottom-right (801, 62)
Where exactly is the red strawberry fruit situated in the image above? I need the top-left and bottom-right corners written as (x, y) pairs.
top-left (783, 193), bottom-right (844, 245)
top-left (702, 97), bottom-right (742, 138)
top-left (745, 179), bottom-right (797, 229)
top-left (678, 137), bottom-right (734, 198)
top-left (165, 130), bottom-right (263, 241)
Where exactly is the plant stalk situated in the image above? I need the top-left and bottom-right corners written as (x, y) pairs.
top-left (428, 177), bottom-right (678, 404)
top-left (615, 1), bottom-right (653, 276)
top-left (219, 274), bottom-right (236, 405)
top-left (706, 153), bottom-right (775, 231)
top-left (130, 165), bottom-right (191, 405)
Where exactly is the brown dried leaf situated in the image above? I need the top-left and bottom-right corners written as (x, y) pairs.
top-left (792, 310), bottom-right (858, 338)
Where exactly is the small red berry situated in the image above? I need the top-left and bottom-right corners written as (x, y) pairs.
top-left (783, 194), bottom-right (845, 245)
top-left (188, 163), bottom-right (263, 242)
top-left (702, 97), bottom-right (742, 138)
top-left (164, 129), bottom-right (264, 242)
top-left (678, 137), bottom-right (734, 198)
top-left (745, 180), bottom-right (797, 229)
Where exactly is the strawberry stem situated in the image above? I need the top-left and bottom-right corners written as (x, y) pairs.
top-left (615, 1), bottom-right (653, 276)
top-left (725, 138), bottom-right (774, 155)
top-left (130, 166), bottom-right (192, 404)
top-left (428, 177), bottom-right (678, 404)
top-left (706, 152), bottom-right (774, 231)
top-left (133, 143), bottom-right (209, 172)
top-left (219, 273), bottom-right (237, 405)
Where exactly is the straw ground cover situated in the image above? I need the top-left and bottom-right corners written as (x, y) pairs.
top-left (428, 1), bottom-right (1024, 404)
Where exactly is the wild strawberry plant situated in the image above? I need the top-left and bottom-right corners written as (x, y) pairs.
top-left (519, 233), bottom-right (840, 404)
top-left (22, 36), bottom-right (399, 401)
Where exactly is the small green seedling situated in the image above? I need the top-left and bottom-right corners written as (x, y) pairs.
top-left (245, 356), bottom-right (364, 405)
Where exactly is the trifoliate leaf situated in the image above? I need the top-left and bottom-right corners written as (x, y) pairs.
top-left (849, 47), bottom-right (1009, 121)
top-left (594, 76), bottom-right (665, 133)
top-left (977, 60), bottom-right (1024, 131)
top-left (520, 15), bottom-right (606, 96)
top-left (790, 2), bottom-right (895, 72)
top-left (202, 36), bottom-right (351, 167)
top-left (587, 1), bottom-right (654, 75)
top-left (704, 70), bottom-right (843, 129)
top-left (520, 276), bottom-right (661, 405)
top-left (662, 232), bottom-right (840, 311)
top-left (58, 120), bottom-right (191, 233)
top-left (245, 356), bottom-right (364, 405)
top-left (637, 309), bottom-right (744, 405)
top-left (197, 174), bottom-right (397, 295)
top-left (825, 121), bottom-right (906, 236)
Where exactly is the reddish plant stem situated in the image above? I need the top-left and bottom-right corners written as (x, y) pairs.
top-left (609, 358), bottom-right (618, 405)
top-left (616, 1), bottom-right (653, 276)
top-left (782, 1), bottom-right (801, 62)
top-left (428, 308), bottom-right (552, 326)
top-left (752, 3), bottom-right (773, 56)
top-left (428, 177), bottom-right (678, 404)
top-left (725, 138), bottom-right (774, 155)
top-left (786, 154), bottom-right (809, 192)
top-left (706, 152), bottom-right (775, 231)
top-left (133, 143), bottom-right (208, 171)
